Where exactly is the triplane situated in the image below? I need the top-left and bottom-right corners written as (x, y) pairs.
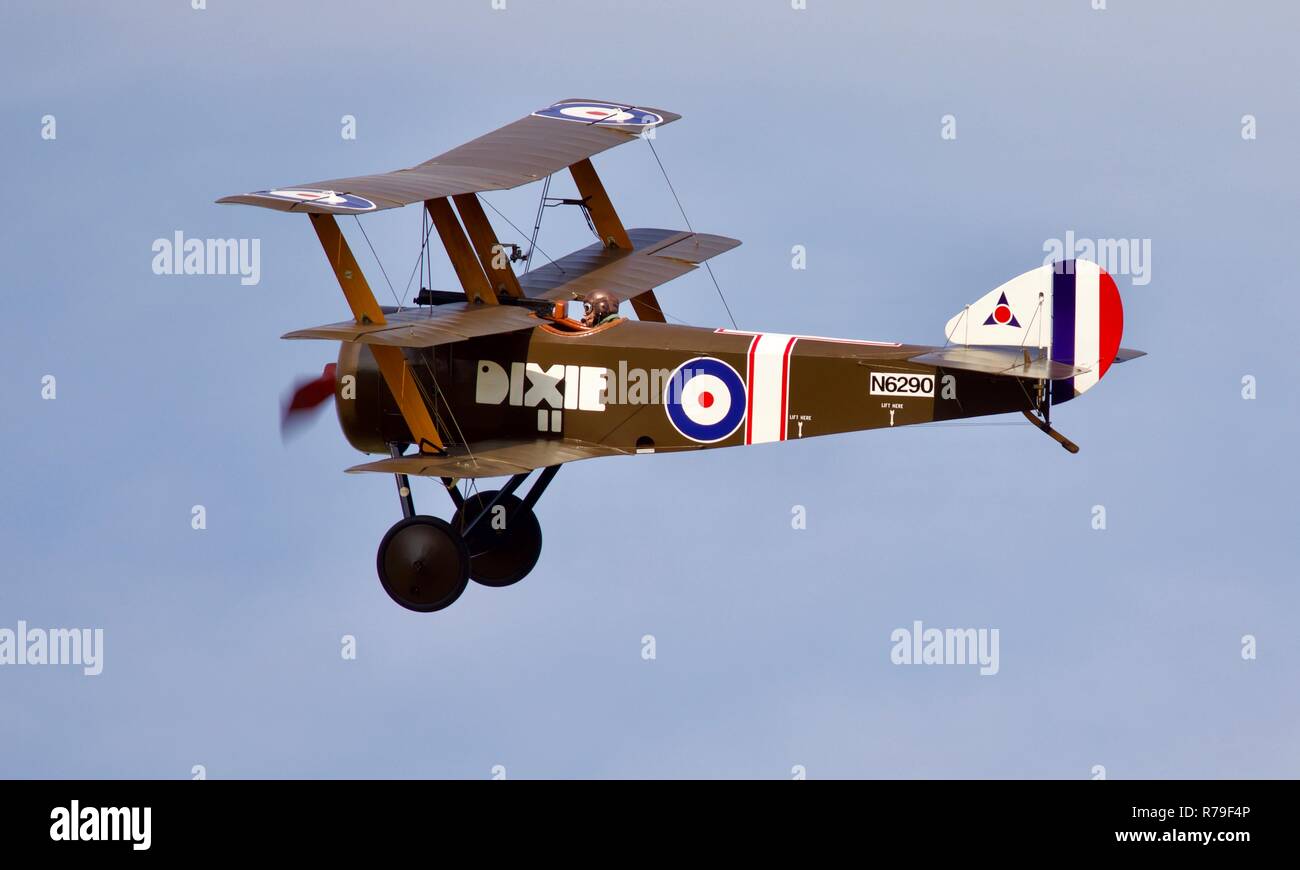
top-left (220, 99), bottom-right (1144, 612)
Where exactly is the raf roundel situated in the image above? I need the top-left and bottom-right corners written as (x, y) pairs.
top-left (664, 357), bottom-right (747, 443)
top-left (253, 188), bottom-right (377, 212)
top-left (532, 100), bottom-right (663, 129)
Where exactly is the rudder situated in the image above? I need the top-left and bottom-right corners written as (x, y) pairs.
top-left (943, 259), bottom-right (1124, 401)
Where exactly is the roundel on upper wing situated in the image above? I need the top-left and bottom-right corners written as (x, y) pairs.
top-left (532, 101), bottom-right (663, 128)
top-left (663, 357), bottom-right (747, 443)
top-left (253, 188), bottom-right (377, 212)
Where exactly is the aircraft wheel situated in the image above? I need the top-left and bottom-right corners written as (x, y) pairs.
top-left (376, 515), bottom-right (469, 612)
top-left (452, 492), bottom-right (543, 588)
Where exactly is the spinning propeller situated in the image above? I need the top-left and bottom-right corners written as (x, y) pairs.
top-left (280, 362), bottom-right (336, 440)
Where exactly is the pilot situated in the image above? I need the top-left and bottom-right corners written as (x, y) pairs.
top-left (580, 289), bottom-right (621, 328)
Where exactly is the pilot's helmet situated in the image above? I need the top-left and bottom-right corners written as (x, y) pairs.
top-left (581, 289), bottom-right (620, 326)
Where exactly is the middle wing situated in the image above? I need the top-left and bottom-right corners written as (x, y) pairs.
top-left (281, 227), bottom-right (744, 347)
top-left (519, 228), bottom-right (739, 303)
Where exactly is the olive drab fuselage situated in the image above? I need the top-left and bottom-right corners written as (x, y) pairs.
top-left (341, 317), bottom-right (1045, 457)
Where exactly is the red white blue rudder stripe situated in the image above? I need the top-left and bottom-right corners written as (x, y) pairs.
top-left (943, 259), bottom-right (1124, 400)
top-left (1051, 259), bottom-right (1124, 400)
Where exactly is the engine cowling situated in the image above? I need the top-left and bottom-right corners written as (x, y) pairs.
top-left (334, 342), bottom-right (413, 454)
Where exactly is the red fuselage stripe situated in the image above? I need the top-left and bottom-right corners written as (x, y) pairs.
top-left (744, 335), bottom-right (760, 444)
top-left (778, 336), bottom-right (797, 440)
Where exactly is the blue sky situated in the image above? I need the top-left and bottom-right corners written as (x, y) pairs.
top-left (2, 0), bottom-right (1297, 778)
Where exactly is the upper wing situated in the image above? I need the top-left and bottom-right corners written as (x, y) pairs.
top-left (281, 302), bottom-right (538, 348)
top-left (217, 99), bottom-right (677, 214)
top-left (346, 438), bottom-right (630, 479)
top-left (519, 228), bottom-right (741, 303)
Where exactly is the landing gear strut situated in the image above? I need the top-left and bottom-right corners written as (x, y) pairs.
top-left (1024, 375), bottom-right (1080, 454)
top-left (374, 453), bottom-right (559, 612)
top-left (451, 465), bottom-right (557, 587)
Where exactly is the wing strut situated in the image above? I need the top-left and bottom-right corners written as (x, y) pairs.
top-left (309, 214), bottom-right (445, 453)
top-left (452, 193), bottom-right (524, 299)
top-left (424, 198), bottom-right (497, 306)
top-left (568, 158), bottom-right (666, 323)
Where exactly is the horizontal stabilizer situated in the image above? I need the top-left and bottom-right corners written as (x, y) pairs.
top-left (283, 303), bottom-right (537, 348)
top-left (1112, 347), bottom-right (1147, 363)
top-left (519, 228), bottom-right (740, 302)
top-left (346, 439), bottom-right (629, 479)
top-left (909, 347), bottom-right (1088, 380)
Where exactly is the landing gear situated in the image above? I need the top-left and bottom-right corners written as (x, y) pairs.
top-left (1024, 373), bottom-right (1080, 454)
top-left (376, 515), bottom-right (469, 612)
top-left (452, 492), bottom-right (543, 587)
top-left (373, 452), bottom-right (559, 612)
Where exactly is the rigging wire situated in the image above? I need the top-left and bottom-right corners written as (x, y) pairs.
top-left (394, 209), bottom-right (441, 318)
top-left (414, 354), bottom-right (475, 464)
top-left (524, 174), bottom-right (552, 274)
top-left (939, 290), bottom-right (1051, 417)
top-left (352, 216), bottom-right (478, 456)
top-left (644, 137), bottom-right (738, 330)
top-left (573, 201), bottom-right (599, 241)
top-left (423, 207), bottom-right (434, 318)
top-left (920, 420), bottom-right (1032, 428)
top-left (400, 209), bottom-right (434, 299)
top-left (480, 195), bottom-right (564, 274)
top-left (615, 292), bottom-right (693, 326)
top-left (352, 216), bottom-right (403, 311)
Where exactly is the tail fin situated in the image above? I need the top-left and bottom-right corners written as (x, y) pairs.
top-left (944, 259), bottom-right (1124, 401)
